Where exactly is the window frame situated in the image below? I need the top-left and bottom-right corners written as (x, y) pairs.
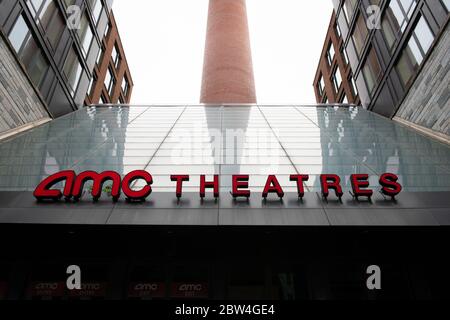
top-left (326, 42), bottom-right (335, 66)
top-left (7, 13), bottom-right (50, 88)
top-left (361, 47), bottom-right (382, 97)
top-left (351, 12), bottom-right (369, 58)
top-left (26, 0), bottom-right (66, 51)
top-left (332, 67), bottom-right (343, 93)
top-left (63, 45), bottom-right (85, 97)
top-left (104, 66), bottom-right (116, 97)
top-left (394, 15), bottom-right (435, 89)
top-left (121, 75), bottom-right (129, 97)
top-left (317, 74), bottom-right (325, 96)
top-left (380, 0), bottom-right (418, 53)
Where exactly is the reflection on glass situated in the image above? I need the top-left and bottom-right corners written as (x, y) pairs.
top-left (381, 0), bottom-right (417, 52)
top-left (63, 46), bottom-right (84, 96)
top-left (8, 15), bottom-right (49, 87)
top-left (0, 106), bottom-right (449, 193)
top-left (395, 16), bottom-right (434, 87)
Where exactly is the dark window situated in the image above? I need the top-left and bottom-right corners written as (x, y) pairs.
top-left (351, 14), bottom-right (368, 57)
top-left (63, 46), bottom-right (84, 96)
top-left (332, 67), bottom-right (342, 93)
top-left (87, 74), bottom-right (96, 98)
top-left (381, 0), bottom-right (417, 52)
top-left (78, 13), bottom-right (94, 57)
top-left (121, 76), bottom-right (129, 97)
top-left (349, 74), bottom-right (358, 97)
top-left (327, 42), bottom-right (335, 66)
top-left (112, 44), bottom-right (120, 69)
top-left (8, 14), bottom-right (49, 87)
top-left (362, 47), bottom-right (382, 96)
top-left (26, 0), bottom-right (65, 49)
top-left (96, 45), bottom-right (104, 66)
top-left (342, 46), bottom-right (349, 65)
top-left (104, 66), bottom-right (115, 96)
top-left (100, 94), bottom-right (107, 104)
top-left (88, 0), bottom-right (103, 25)
top-left (395, 16), bottom-right (435, 88)
top-left (336, 23), bottom-right (342, 38)
top-left (343, 0), bottom-right (358, 23)
top-left (104, 23), bottom-right (110, 39)
top-left (317, 75), bottom-right (325, 96)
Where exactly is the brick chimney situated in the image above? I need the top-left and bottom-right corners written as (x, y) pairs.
top-left (200, 0), bottom-right (257, 104)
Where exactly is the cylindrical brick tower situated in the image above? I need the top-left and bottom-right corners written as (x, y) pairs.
top-left (200, 0), bottom-right (257, 104)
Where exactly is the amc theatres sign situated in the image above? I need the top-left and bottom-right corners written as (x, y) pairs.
top-left (34, 170), bottom-right (402, 203)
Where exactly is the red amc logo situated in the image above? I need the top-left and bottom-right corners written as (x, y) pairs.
top-left (34, 170), bottom-right (403, 202)
top-left (34, 170), bottom-right (152, 202)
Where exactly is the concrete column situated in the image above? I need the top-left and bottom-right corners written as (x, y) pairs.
top-left (200, 0), bottom-right (257, 104)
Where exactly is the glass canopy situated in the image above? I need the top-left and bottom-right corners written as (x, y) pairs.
top-left (0, 105), bottom-right (449, 193)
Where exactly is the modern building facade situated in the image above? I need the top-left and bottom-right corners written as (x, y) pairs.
top-left (0, 104), bottom-right (449, 300)
top-left (0, 0), bottom-right (449, 301)
top-left (0, 0), bottom-right (133, 138)
top-left (314, 12), bottom-right (360, 105)
top-left (330, 0), bottom-right (450, 141)
top-left (85, 10), bottom-right (133, 105)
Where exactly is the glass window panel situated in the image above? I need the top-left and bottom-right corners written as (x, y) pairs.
top-left (351, 14), bottom-right (368, 57)
top-left (112, 44), bottom-right (120, 68)
top-left (381, 0), bottom-right (417, 52)
top-left (87, 76), bottom-right (95, 97)
top-left (342, 46), bottom-right (349, 65)
top-left (96, 46), bottom-right (104, 65)
top-left (350, 75), bottom-right (358, 97)
top-left (343, 0), bottom-right (358, 23)
top-left (103, 23), bottom-right (110, 39)
top-left (104, 67), bottom-right (115, 95)
top-left (336, 23), bottom-right (342, 38)
top-left (414, 17), bottom-right (434, 54)
top-left (121, 76), bottom-right (129, 96)
top-left (38, 0), bottom-right (65, 49)
top-left (362, 48), bottom-right (381, 96)
top-left (63, 46), bottom-right (84, 95)
top-left (443, 0), bottom-right (450, 11)
top-left (340, 94), bottom-right (348, 104)
top-left (77, 13), bottom-right (94, 56)
top-left (332, 67), bottom-right (342, 93)
top-left (8, 15), bottom-right (29, 53)
top-left (8, 15), bottom-right (49, 87)
top-left (327, 42), bottom-right (335, 66)
top-left (395, 16), bottom-right (434, 87)
top-left (63, 0), bottom-right (74, 7)
top-left (90, 0), bottom-right (103, 24)
top-left (317, 75), bottom-right (324, 96)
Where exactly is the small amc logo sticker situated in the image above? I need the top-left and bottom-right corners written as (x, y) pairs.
top-left (172, 283), bottom-right (208, 298)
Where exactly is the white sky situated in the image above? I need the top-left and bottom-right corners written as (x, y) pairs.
top-left (113, 0), bottom-right (333, 104)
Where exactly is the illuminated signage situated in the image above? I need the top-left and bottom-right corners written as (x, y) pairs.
top-left (34, 170), bottom-right (402, 203)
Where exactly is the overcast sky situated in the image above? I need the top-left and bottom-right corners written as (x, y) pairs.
top-left (114, 0), bottom-right (334, 104)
